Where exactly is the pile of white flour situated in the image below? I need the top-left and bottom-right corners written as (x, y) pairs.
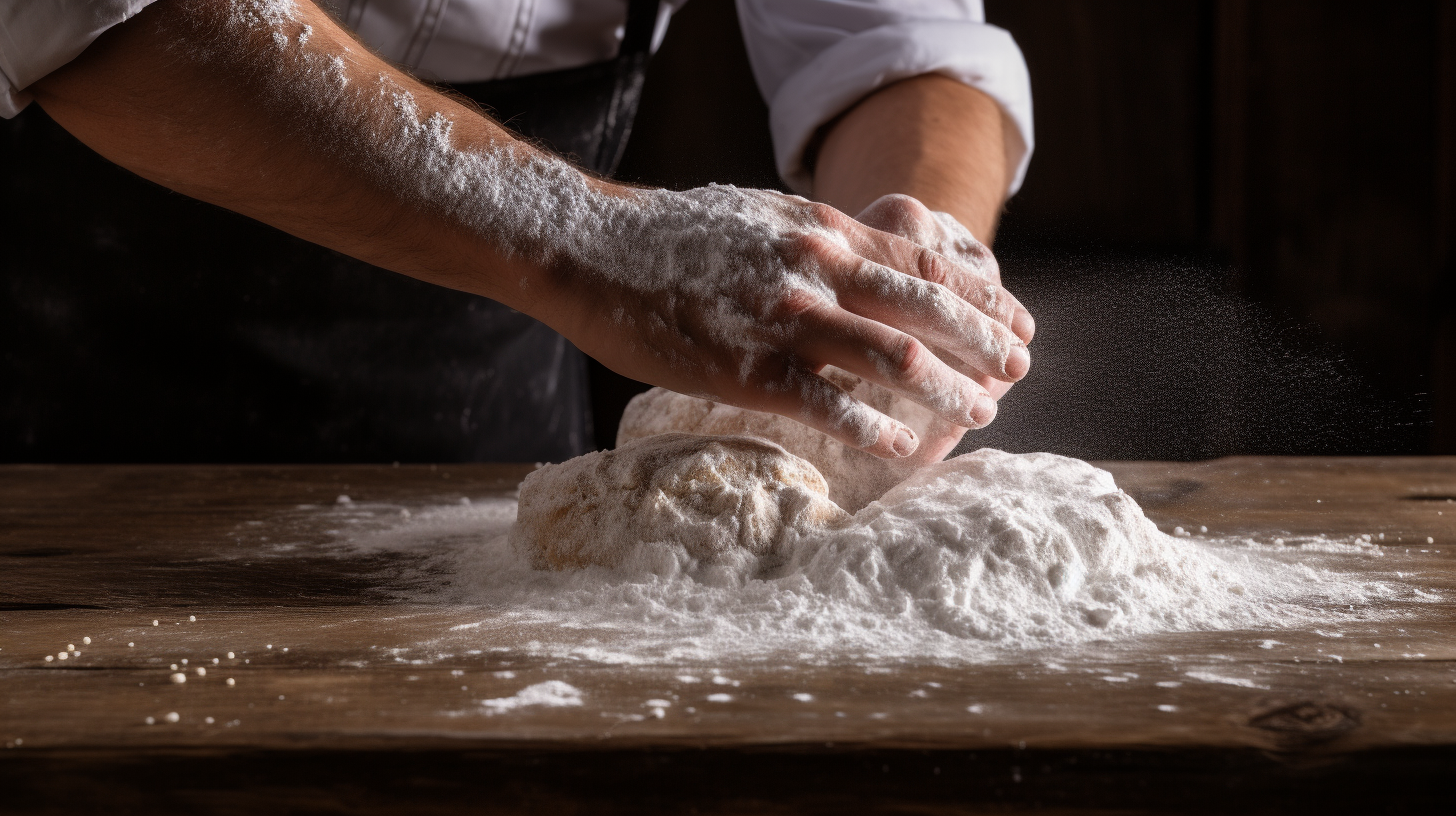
top-left (344, 445), bottom-right (1397, 664)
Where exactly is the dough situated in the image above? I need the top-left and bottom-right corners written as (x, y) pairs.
top-left (513, 432), bottom-right (850, 570)
top-left (617, 367), bottom-right (960, 512)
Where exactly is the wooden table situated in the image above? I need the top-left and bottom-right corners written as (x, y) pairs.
top-left (2, 458), bottom-right (1454, 814)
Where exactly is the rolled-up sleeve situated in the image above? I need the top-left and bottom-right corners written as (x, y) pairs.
top-left (0, 0), bottom-right (158, 117)
top-left (736, 0), bottom-right (1033, 197)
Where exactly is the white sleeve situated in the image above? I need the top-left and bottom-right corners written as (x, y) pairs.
top-left (0, 0), bottom-right (159, 118)
top-left (736, 0), bottom-right (1033, 197)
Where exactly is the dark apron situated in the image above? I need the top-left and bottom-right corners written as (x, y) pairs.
top-left (0, 0), bottom-right (657, 464)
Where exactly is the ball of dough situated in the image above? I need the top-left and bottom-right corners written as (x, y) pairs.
top-left (616, 368), bottom-right (957, 512)
top-left (513, 432), bottom-right (850, 571)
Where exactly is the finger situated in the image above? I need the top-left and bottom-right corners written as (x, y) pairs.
top-left (848, 196), bottom-right (1029, 333)
top-left (753, 368), bottom-right (920, 459)
top-left (924, 336), bottom-right (1023, 399)
top-left (798, 308), bottom-right (998, 430)
top-left (787, 232), bottom-right (1030, 372)
top-left (851, 230), bottom-right (1034, 344)
top-left (825, 251), bottom-right (1030, 383)
top-left (928, 342), bottom-right (1018, 398)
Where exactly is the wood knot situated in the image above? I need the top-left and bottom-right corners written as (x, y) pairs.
top-left (1247, 701), bottom-right (1361, 746)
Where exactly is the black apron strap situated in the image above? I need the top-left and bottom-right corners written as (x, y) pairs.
top-left (622, 0), bottom-right (661, 53)
top-left (452, 0), bottom-right (660, 177)
top-left (594, 0), bottom-right (660, 173)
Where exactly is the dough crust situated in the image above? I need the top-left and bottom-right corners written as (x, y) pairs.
top-left (514, 432), bottom-right (850, 570)
top-left (617, 367), bottom-right (957, 512)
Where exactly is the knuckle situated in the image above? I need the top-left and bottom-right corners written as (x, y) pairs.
top-left (892, 197), bottom-right (936, 239)
top-left (927, 282), bottom-right (967, 325)
top-left (870, 193), bottom-right (913, 218)
top-left (969, 280), bottom-right (1006, 315)
top-left (932, 210), bottom-right (976, 241)
top-left (848, 258), bottom-right (888, 289)
top-left (808, 201), bottom-right (850, 230)
top-left (975, 284), bottom-right (1022, 329)
top-left (791, 229), bottom-right (845, 256)
top-left (856, 197), bottom-right (899, 232)
top-left (883, 334), bottom-right (930, 381)
top-left (995, 293), bottom-right (1021, 325)
top-left (914, 246), bottom-right (953, 288)
top-left (771, 285), bottom-right (826, 321)
top-left (971, 250), bottom-right (1003, 283)
top-left (782, 231), bottom-right (836, 265)
top-left (867, 193), bottom-right (920, 219)
top-left (866, 195), bottom-right (936, 242)
top-left (887, 193), bottom-right (931, 221)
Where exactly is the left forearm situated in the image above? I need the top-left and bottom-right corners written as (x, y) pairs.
top-left (813, 74), bottom-right (1019, 245)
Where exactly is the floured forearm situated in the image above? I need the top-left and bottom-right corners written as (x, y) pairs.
top-left (813, 75), bottom-right (1017, 245)
top-left (31, 0), bottom-right (575, 313)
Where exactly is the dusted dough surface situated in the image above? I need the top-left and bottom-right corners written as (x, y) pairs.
top-left (617, 367), bottom-right (962, 512)
top-left (513, 432), bottom-right (850, 571)
top-left (484, 446), bottom-right (1388, 650)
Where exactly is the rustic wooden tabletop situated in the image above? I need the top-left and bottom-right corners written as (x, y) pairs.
top-left (2, 458), bottom-right (1454, 814)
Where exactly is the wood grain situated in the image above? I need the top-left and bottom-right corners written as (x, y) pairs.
top-left (2, 459), bottom-right (1454, 813)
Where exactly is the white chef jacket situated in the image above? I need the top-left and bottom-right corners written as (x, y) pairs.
top-left (0, 0), bottom-right (1032, 194)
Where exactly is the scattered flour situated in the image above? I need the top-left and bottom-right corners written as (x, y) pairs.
top-left (1184, 671), bottom-right (1269, 690)
top-left (479, 680), bottom-right (584, 714)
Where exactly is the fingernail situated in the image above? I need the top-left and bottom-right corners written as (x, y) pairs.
top-left (892, 427), bottom-right (918, 457)
top-left (971, 395), bottom-right (998, 428)
top-left (1005, 344), bottom-right (1031, 380)
top-left (1012, 308), bottom-right (1036, 342)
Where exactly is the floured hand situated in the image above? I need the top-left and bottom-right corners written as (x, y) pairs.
top-left (850, 194), bottom-right (1034, 461)
top-left (548, 183), bottom-right (1034, 460)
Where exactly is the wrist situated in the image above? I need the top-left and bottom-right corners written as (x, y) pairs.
top-left (445, 158), bottom-right (645, 328)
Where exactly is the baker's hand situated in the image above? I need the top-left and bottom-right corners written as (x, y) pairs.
top-left (853, 194), bottom-right (1030, 402)
top-left (552, 183), bottom-right (1034, 460)
top-left (841, 194), bottom-right (1031, 463)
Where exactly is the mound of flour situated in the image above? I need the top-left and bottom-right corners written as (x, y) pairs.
top-left (780, 448), bottom-right (1235, 637)
top-left (353, 446), bottom-right (1391, 663)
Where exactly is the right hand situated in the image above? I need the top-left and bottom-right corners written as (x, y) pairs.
top-left (848, 193), bottom-right (1033, 464)
top-left (546, 183), bottom-right (1034, 460)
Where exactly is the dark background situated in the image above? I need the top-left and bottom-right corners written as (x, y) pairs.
top-left (4, 0), bottom-right (1453, 461)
